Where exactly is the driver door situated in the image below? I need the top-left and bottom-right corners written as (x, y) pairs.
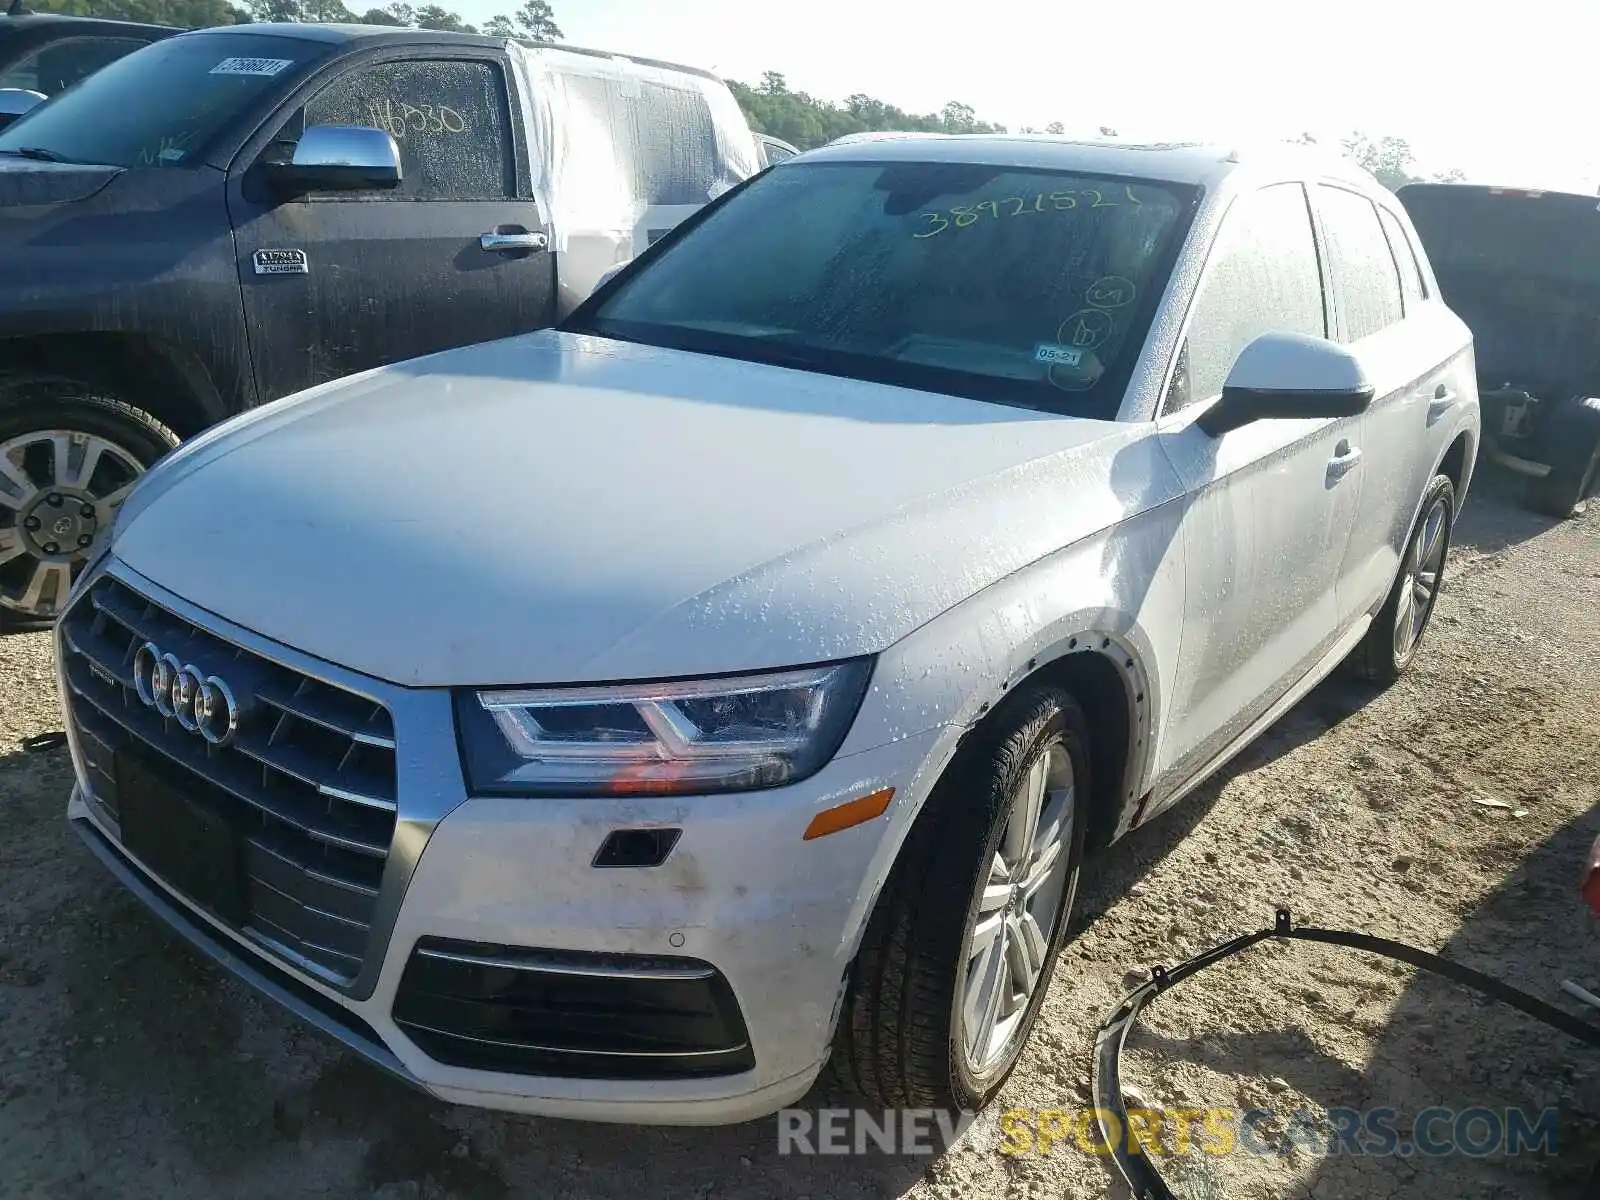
top-left (226, 48), bottom-right (555, 404)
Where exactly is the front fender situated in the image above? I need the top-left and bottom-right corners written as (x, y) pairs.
top-left (828, 497), bottom-right (1187, 962)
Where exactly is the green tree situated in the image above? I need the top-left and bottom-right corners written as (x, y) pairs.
top-left (301, 0), bottom-right (354, 19)
top-left (1340, 131), bottom-right (1466, 191)
top-left (729, 75), bottom-right (1003, 151)
top-left (412, 3), bottom-right (472, 30)
top-left (483, 0), bottom-right (559, 39)
top-left (1342, 132), bottom-right (1419, 190)
top-left (246, 0), bottom-right (304, 18)
top-left (939, 101), bottom-right (976, 132)
top-left (1045, 121), bottom-right (1064, 135)
top-left (34, 0), bottom-right (249, 24)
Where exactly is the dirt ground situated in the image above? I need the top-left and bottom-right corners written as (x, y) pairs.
top-left (2, 469), bottom-right (1597, 1200)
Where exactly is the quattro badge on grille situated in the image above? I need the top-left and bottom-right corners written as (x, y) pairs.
top-left (132, 641), bottom-right (240, 747)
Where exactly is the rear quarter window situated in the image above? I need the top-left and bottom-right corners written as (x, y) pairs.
top-left (1377, 206), bottom-right (1427, 310)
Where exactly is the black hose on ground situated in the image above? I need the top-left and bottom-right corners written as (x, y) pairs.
top-left (1091, 908), bottom-right (1600, 1199)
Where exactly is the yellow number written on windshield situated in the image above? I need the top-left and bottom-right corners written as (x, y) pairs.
top-left (912, 186), bottom-right (1144, 238)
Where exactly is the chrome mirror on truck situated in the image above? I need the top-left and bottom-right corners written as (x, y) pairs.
top-left (263, 124), bottom-right (402, 194)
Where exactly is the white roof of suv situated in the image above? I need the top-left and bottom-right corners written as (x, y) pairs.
top-left (806, 133), bottom-right (1375, 191)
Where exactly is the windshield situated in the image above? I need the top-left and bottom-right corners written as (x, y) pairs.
top-left (0, 32), bottom-right (327, 168)
top-left (570, 160), bottom-right (1197, 416)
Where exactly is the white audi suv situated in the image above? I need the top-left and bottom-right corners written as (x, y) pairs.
top-left (55, 135), bottom-right (1478, 1124)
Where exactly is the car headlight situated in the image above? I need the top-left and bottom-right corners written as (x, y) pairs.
top-left (454, 659), bottom-right (874, 797)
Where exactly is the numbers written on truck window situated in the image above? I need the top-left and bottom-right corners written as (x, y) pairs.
top-left (913, 186), bottom-right (1144, 238)
top-left (363, 98), bottom-right (469, 139)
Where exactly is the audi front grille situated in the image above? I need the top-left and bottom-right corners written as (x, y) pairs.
top-left (59, 575), bottom-right (398, 986)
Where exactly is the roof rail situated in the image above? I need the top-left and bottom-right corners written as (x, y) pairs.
top-left (510, 39), bottom-right (721, 83)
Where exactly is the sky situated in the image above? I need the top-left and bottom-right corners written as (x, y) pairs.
top-left (458, 0), bottom-right (1600, 194)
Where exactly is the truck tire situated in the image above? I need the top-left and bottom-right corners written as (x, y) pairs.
top-left (0, 375), bottom-right (179, 630)
top-left (1529, 396), bottom-right (1600, 519)
top-left (833, 683), bottom-right (1089, 1113)
top-left (1349, 473), bottom-right (1456, 686)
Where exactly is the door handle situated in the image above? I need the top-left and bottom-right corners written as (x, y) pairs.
top-left (1327, 440), bottom-right (1363, 480)
top-left (480, 231), bottom-right (548, 253)
top-left (1427, 385), bottom-right (1456, 424)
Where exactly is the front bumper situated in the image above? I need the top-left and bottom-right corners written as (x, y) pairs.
top-left (60, 566), bottom-right (946, 1125)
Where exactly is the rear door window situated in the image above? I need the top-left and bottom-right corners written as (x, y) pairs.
top-left (1317, 185), bottom-right (1405, 340)
top-left (558, 73), bottom-right (722, 205)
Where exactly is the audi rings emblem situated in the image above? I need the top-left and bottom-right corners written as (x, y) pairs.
top-left (132, 641), bottom-right (240, 747)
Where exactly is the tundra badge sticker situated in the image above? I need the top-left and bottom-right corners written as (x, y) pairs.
top-left (253, 249), bottom-right (309, 276)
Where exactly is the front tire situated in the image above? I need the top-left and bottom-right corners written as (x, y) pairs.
top-left (1349, 473), bottom-right (1456, 686)
top-left (833, 683), bottom-right (1089, 1112)
top-left (0, 375), bottom-right (178, 630)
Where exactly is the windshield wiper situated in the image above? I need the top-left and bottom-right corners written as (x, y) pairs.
top-left (0, 146), bottom-right (75, 163)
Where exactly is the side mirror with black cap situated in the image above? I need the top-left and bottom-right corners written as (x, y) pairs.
top-left (1197, 330), bottom-right (1375, 437)
top-left (260, 124), bottom-right (402, 194)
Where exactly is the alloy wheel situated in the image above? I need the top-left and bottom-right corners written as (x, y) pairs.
top-left (0, 429), bottom-right (144, 617)
top-left (1393, 493), bottom-right (1449, 662)
top-left (959, 740), bottom-right (1076, 1074)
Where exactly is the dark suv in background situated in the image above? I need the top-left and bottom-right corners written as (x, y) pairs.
top-left (1399, 182), bottom-right (1600, 518)
top-left (0, 3), bottom-right (178, 128)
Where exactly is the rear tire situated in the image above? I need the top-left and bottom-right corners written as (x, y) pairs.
top-left (1349, 473), bottom-right (1456, 686)
top-left (0, 375), bottom-right (178, 631)
top-left (833, 683), bottom-right (1089, 1112)
top-left (1528, 397), bottom-right (1600, 519)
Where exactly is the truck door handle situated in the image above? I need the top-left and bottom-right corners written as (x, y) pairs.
top-left (1327, 440), bottom-right (1363, 480)
top-left (1427, 385), bottom-right (1456, 424)
top-left (480, 231), bottom-right (548, 253)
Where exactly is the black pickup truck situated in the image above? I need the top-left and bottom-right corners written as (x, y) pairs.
top-left (0, 4), bottom-right (179, 129)
top-left (0, 21), bottom-right (762, 624)
top-left (1399, 182), bottom-right (1600, 519)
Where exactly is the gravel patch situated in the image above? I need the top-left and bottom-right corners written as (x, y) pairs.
top-left (2, 468), bottom-right (1597, 1199)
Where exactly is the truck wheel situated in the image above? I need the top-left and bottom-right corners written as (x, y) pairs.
top-left (0, 376), bottom-right (178, 629)
top-left (833, 683), bottom-right (1088, 1112)
top-left (1529, 397), bottom-right (1600, 519)
top-left (1349, 473), bottom-right (1456, 686)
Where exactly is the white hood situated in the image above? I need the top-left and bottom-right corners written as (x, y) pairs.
top-left (112, 331), bottom-right (1136, 686)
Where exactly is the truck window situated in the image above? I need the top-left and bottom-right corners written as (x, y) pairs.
top-left (1316, 185), bottom-right (1405, 340)
top-left (1167, 182), bottom-right (1327, 412)
top-left (558, 73), bottom-right (721, 205)
top-left (300, 58), bottom-right (514, 201)
top-left (0, 32), bottom-right (327, 168)
top-left (0, 35), bottom-right (150, 94)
